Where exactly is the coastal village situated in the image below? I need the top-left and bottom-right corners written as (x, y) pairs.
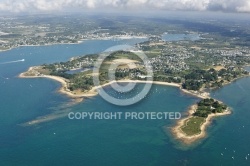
top-left (0, 16), bottom-right (148, 51)
top-left (2, 2), bottom-right (250, 165)
top-left (7, 14), bottom-right (250, 145)
top-left (19, 35), bottom-right (250, 144)
top-left (21, 36), bottom-right (250, 94)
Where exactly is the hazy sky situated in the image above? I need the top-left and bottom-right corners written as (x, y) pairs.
top-left (0, 0), bottom-right (249, 13)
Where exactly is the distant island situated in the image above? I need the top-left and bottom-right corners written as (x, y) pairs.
top-left (19, 37), bottom-right (250, 144)
top-left (171, 98), bottom-right (231, 144)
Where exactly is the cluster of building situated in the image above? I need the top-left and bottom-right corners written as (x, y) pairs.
top-left (201, 48), bottom-right (250, 57)
top-left (85, 30), bottom-right (147, 40)
top-left (55, 57), bottom-right (95, 71)
top-left (149, 54), bottom-right (191, 72)
top-left (140, 43), bottom-right (193, 72)
top-left (0, 18), bottom-right (147, 51)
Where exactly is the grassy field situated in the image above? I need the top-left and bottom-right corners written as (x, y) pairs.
top-left (181, 117), bottom-right (206, 136)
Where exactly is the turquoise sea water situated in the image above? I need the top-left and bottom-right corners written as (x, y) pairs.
top-left (0, 39), bottom-right (250, 166)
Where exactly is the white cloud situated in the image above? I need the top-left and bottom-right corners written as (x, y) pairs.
top-left (207, 0), bottom-right (249, 12)
top-left (236, 0), bottom-right (250, 12)
top-left (0, 0), bottom-right (249, 13)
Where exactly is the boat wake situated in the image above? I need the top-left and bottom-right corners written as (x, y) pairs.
top-left (0, 59), bottom-right (25, 65)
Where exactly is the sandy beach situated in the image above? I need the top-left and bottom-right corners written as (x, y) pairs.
top-left (180, 88), bottom-right (210, 99)
top-left (18, 70), bottom-right (184, 125)
top-left (20, 67), bottom-right (232, 139)
top-left (171, 105), bottom-right (231, 144)
top-left (115, 80), bottom-right (180, 87)
top-left (19, 67), bottom-right (209, 101)
top-left (19, 67), bottom-right (98, 99)
top-left (19, 67), bottom-right (184, 99)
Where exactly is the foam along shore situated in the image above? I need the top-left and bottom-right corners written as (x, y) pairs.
top-left (171, 104), bottom-right (231, 145)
